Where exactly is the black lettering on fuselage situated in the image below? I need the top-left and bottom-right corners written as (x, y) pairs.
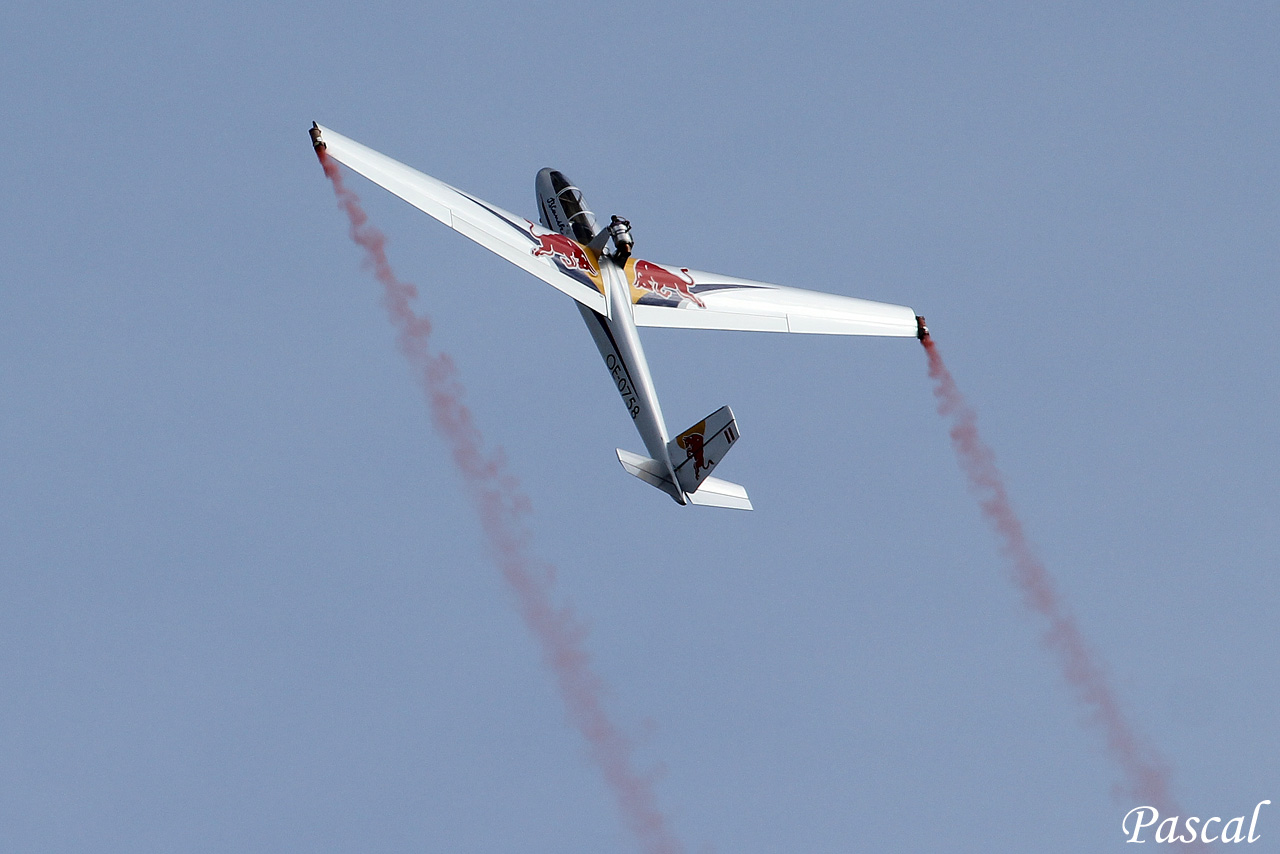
top-left (544, 197), bottom-right (568, 234)
top-left (604, 352), bottom-right (641, 419)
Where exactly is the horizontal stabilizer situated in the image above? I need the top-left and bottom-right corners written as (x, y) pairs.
top-left (686, 476), bottom-right (753, 510)
top-left (616, 448), bottom-right (683, 503)
top-left (616, 448), bottom-right (752, 510)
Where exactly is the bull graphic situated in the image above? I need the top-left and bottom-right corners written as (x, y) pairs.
top-left (633, 260), bottom-right (706, 308)
top-left (531, 230), bottom-right (598, 277)
top-left (677, 429), bottom-right (712, 479)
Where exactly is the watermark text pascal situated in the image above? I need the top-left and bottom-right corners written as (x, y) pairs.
top-left (1124, 800), bottom-right (1270, 844)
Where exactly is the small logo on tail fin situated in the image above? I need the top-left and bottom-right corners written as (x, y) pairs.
top-left (669, 406), bottom-right (739, 495)
top-left (676, 422), bottom-right (713, 479)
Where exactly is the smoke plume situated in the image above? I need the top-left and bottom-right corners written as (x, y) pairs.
top-left (317, 149), bottom-right (684, 854)
top-left (921, 334), bottom-right (1176, 812)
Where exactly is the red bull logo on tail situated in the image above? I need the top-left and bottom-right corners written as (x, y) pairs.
top-left (531, 229), bottom-right (599, 278)
top-left (676, 422), bottom-right (712, 479)
top-left (632, 260), bottom-right (706, 308)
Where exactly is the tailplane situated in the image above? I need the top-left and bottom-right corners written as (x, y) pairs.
top-left (615, 449), bottom-right (753, 510)
top-left (684, 475), bottom-right (752, 510)
top-left (615, 405), bottom-right (751, 510)
top-left (616, 448), bottom-right (684, 504)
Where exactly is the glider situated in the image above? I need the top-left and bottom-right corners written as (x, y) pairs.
top-left (310, 123), bottom-right (926, 510)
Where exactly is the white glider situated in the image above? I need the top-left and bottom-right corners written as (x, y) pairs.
top-left (311, 123), bottom-right (926, 510)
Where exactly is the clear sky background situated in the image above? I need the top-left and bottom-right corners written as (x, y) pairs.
top-left (2, 3), bottom-right (1276, 852)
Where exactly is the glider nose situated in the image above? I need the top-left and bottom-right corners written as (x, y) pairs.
top-left (535, 167), bottom-right (556, 203)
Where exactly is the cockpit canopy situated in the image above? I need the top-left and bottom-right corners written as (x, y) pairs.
top-left (543, 169), bottom-right (598, 244)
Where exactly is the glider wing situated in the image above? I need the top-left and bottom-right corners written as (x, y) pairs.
top-left (313, 124), bottom-right (607, 314)
top-left (624, 259), bottom-right (918, 337)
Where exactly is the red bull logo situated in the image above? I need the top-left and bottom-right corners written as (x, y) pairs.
top-left (676, 426), bottom-right (712, 479)
top-left (632, 260), bottom-right (706, 308)
top-left (531, 229), bottom-right (598, 277)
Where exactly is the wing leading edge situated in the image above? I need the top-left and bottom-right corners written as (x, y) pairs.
top-left (312, 124), bottom-right (607, 315)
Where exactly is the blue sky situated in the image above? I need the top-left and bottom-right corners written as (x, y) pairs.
top-left (2, 3), bottom-right (1276, 851)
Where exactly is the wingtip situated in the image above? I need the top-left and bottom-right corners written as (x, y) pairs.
top-left (309, 122), bottom-right (325, 150)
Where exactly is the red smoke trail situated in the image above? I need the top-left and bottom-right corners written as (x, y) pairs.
top-left (317, 150), bottom-right (684, 854)
top-left (920, 334), bottom-right (1177, 811)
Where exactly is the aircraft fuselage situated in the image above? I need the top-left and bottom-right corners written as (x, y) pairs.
top-left (535, 169), bottom-right (684, 503)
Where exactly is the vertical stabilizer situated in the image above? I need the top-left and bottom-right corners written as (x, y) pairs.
top-left (668, 406), bottom-right (740, 495)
